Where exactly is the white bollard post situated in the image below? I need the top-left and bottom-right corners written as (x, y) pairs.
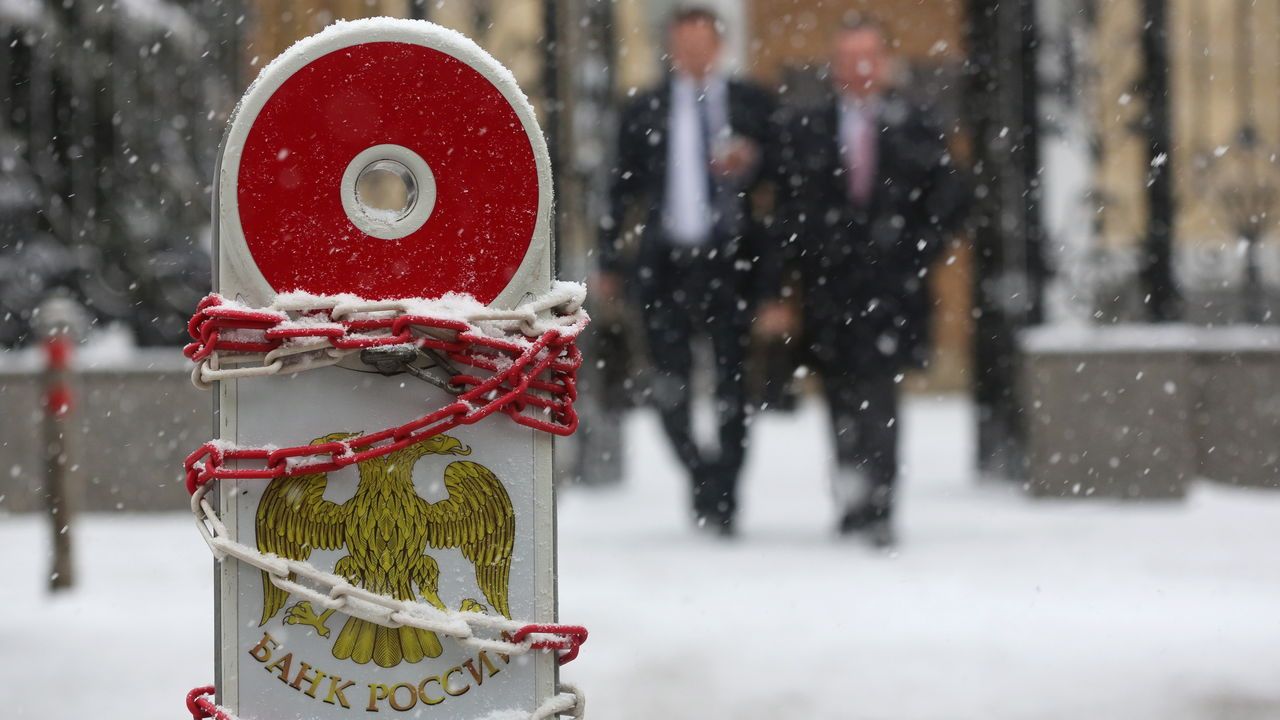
top-left (181, 19), bottom-right (587, 720)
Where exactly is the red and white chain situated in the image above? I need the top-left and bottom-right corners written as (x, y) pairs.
top-left (190, 479), bottom-right (588, 663)
top-left (187, 683), bottom-right (584, 720)
top-left (183, 282), bottom-right (587, 492)
top-left (186, 281), bottom-right (586, 388)
top-left (183, 282), bottom-right (589, 719)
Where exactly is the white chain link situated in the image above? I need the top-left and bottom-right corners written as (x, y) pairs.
top-left (192, 281), bottom-right (587, 389)
top-left (189, 481), bottom-right (587, 718)
top-left (190, 482), bottom-right (579, 658)
top-left (530, 685), bottom-right (585, 720)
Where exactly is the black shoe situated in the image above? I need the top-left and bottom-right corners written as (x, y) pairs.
top-left (714, 512), bottom-right (736, 538)
top-left (867, 518), bottom-right (896, 549)
top-left (838, 505), bottom-right (875, 536)
top-left (696, 484), bottom-right (737, 538)
top-left (693, 507), bottom-right (736, 537)
top-left (838, 502), bottom-right (894, 547)
top-left (693, 459), bottom-right (738, 532)
top-left (691, 487), bottom-right (710, 521)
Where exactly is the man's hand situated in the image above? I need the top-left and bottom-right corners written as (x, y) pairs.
top-left (755, 300), bottom-right (796, 338)
top-left (711, 136), bottom-right (760, 181)
top-left (590, 271), bottom-right (624, 303)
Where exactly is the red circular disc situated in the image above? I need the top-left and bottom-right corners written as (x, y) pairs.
top-left (237, 42), bottom-right (539, 302)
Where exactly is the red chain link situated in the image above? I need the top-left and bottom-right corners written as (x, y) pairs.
top-left (512, 624), bottom-right (591, 665)
top-left (187, 686), bottom-right (232, 720)
top-left (182, 294), bottom-right (584, 495)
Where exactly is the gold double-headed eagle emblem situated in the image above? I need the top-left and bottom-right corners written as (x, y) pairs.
top-left (253, 433), bottom-right (514, 668)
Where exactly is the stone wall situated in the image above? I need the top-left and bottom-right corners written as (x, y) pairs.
top-left (1020, 326), bottom-right (1280, 498)
top-left (0, 350), bottom-right (207, 514)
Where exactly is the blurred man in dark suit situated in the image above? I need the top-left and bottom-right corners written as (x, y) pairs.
top-left (595, 7), bottom-right (785, 535)
top-left (777, 16), bottom-right (966, 546)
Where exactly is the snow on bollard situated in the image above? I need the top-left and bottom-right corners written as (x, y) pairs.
top-left (182, 19), bottom-right (587, 720)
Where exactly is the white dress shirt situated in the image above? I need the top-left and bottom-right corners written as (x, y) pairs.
top-left (663, 73), bottom-right (730, 246)
top-left (839, 95), bottom-right (880, 207)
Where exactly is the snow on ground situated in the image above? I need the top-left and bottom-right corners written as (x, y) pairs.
top-left (2, 395), bottom-right (1279, 719)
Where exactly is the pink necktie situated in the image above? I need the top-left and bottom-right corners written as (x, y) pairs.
top-left (846, 111), bottom-right (876, 207)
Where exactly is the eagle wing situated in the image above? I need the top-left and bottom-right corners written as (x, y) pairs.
top-left (422, 461), bottom-right (515, 618)
top-left (255, 470), bottom-right (348, 625)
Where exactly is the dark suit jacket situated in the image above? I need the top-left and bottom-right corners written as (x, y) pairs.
top-left (598, 77), bottom-right (782, 304)
top-left (777, 91), bottom-right (968, 371)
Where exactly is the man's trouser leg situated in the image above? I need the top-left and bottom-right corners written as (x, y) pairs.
top-left (704, 274), bottom-right (751, 520)
top-left (640, 253), bottom-right (703, 489)
top-left (823, 367), bottom-right (900, 521)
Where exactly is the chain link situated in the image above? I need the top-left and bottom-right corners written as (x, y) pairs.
top-left (186, 684), bottom-right (584, 720)
top-left (186, 282), bottom-right (586, 387)
top-left (183, 284), bottom-right (587, 493)
top-left (183, 283), bottom-right (589, 719)
top-left (191, 482), bottom-right (586, 660)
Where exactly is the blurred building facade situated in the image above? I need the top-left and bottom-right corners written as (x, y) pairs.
top-left (1040, 0), bottom-right (1280, 326)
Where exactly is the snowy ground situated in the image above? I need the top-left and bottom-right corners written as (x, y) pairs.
top-left (3, 395), bottom-right (1280, 719)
